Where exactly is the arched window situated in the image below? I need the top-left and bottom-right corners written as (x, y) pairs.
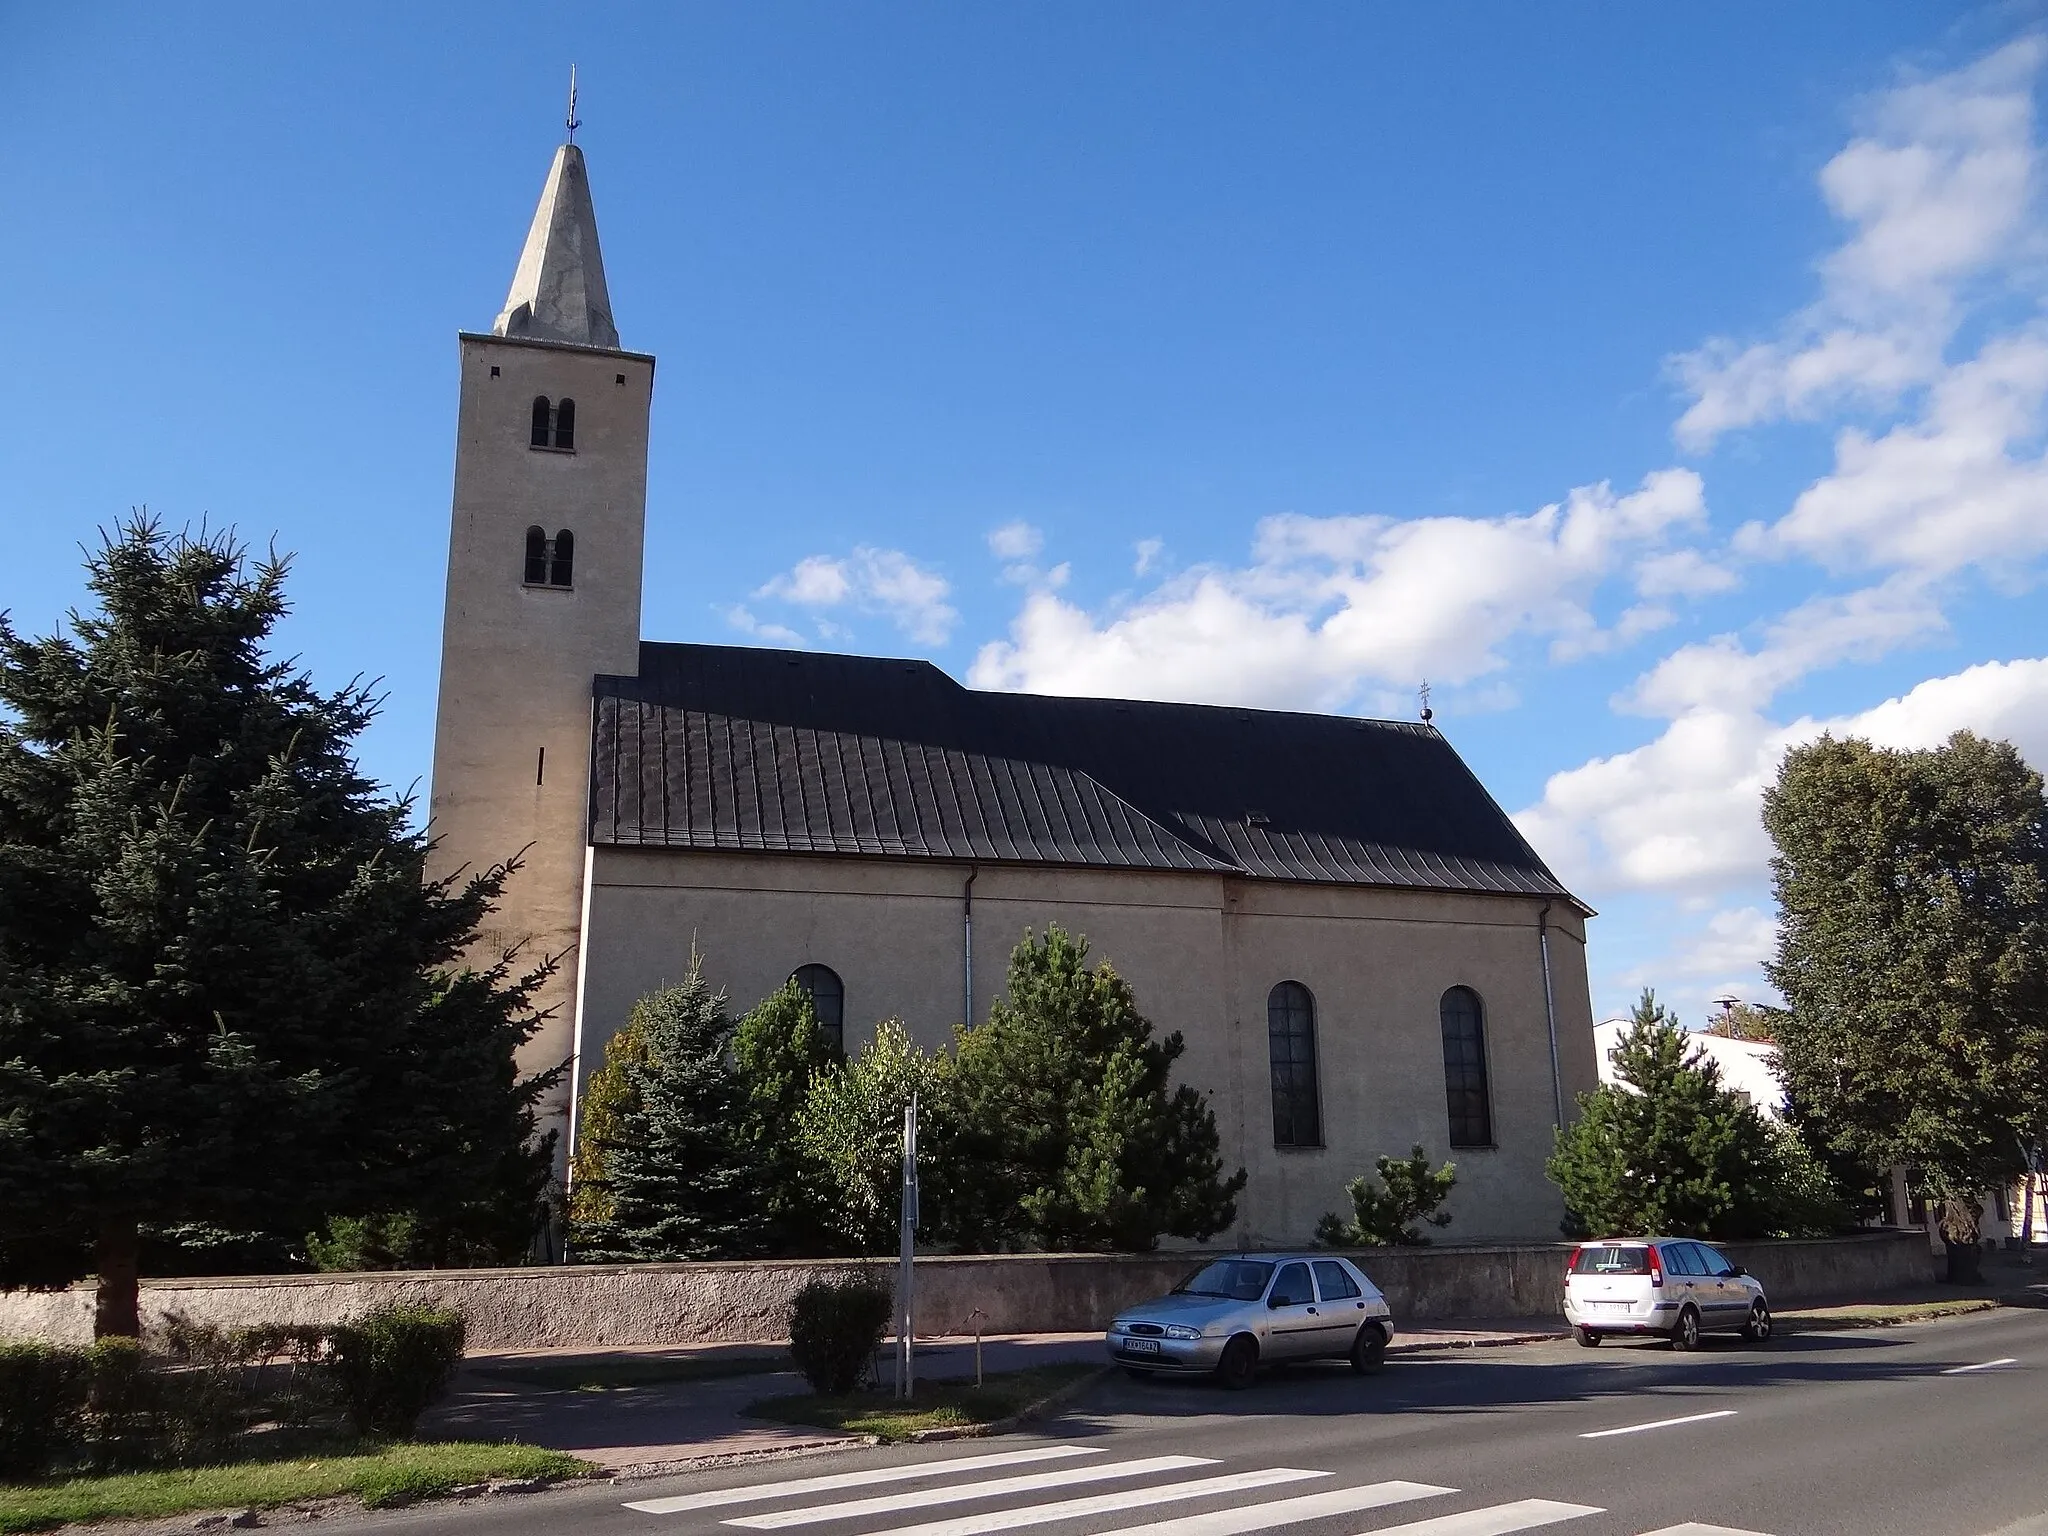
top-left (549, 528), bottom-right (574, 588)
top-left (523, 526), bottom-right (549, 585)
top-left (530, 396), bottom-right (552, 447)
top-left (554, 397), bottom-right (576, 450)
top-left (1267, 981), bottom-right (1321, 1148)
top-left (792, 965), bottom-right (845, 1056)
top-left (1440, 986), bottom-right (1493, 1147)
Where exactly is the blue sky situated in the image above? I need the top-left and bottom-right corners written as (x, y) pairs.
top-left (7, 3), bottom-right (2048, 1027)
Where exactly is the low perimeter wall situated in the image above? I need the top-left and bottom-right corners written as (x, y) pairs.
top-left (0, 1232), bottom-right (1934, 1351)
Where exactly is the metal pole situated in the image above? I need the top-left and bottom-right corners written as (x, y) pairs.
top-left (897, 1095), bottom-right (919, 1400)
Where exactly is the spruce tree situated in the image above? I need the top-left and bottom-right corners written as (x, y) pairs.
top-left (1547, 990), bottom-right (1782, 1239)
top-left (571, 964), bottom-right (761, 1261)
top-left (0, 520), bottom-right (559, 1332)
top-left (947, 926), bottom-right (1244, 1251)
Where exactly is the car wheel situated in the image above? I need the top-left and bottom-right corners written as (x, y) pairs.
top-left (1574, 1325), bottom-right (1603, 1348)
top-left (1743, 1300), bottom-right (1772, 1344)
top-left (1670, 1305), bottom-right (1702, 1351)
top-left (1349, 1323), bottom-right (1388, 1375)
top-left (1215, 1335), bottom-right (1258, 1390)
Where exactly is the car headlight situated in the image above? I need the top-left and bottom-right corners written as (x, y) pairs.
top-left (1163, 1324), bottom-right (1203, 1340)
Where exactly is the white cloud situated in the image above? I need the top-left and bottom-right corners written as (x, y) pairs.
top-left (756, 547), bottom-right (959, 646)
top-left (987, 521), bottom-right (1044, 561)
top-left (970, 470), bottom-right (1708, 707)
top-left (1517, 655), bottom-right (2048, 902)
top-left (1634, 548), bottom-right (1741, 599)
top-left (721, 605), bottom-right (807, 648)
top-left (1673, 36), bottom-right (2046, 449)
top-left (1134, 538), bottom-right (1165, 576)
top-left (1669, 906), bottom-right (1779, 983)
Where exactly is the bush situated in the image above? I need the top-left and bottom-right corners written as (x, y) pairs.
top-left (326, 1305), bottom-right (467, 1438)
top-left (82, 1336), bottom-right (159, 1469)
top-left (1316, 1146), bottom-right (1458, 1246)
top-left (787, 1274), bottom-right (893, 1395)
top-left (0, 1342), bottom-right (87, 1478)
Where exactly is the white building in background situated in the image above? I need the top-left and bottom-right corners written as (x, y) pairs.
top-left (1591, 1019), bottom-right (1786, 1120)
top-left (1591, 1018), bottom-right (2047, 1249)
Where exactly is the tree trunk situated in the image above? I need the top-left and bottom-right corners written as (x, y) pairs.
top-left (1938, 1196), bottom-right (1984, 1287)
top-left (94, 1218), bottom-right (142, 1338)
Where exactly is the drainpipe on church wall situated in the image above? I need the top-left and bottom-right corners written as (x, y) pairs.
top-left (962, 867), bottom-right (978, 1028)
top-left (1538, 901), bottom-right (1565, 1129)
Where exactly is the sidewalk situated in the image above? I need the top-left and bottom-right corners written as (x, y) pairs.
top-left (422, 1320), bottom-right (1560, 1472)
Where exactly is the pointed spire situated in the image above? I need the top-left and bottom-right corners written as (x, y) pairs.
top-left (494, 130), bottom-right (620, 350)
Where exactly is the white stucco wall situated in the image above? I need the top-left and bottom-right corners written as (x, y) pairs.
top-left (572, 848), bottom-right (1598, 1245)
top-left (1592, 1019), bottom-right (1787, 1119)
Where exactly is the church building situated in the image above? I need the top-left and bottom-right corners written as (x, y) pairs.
top-left (427, 135), bottom-right (1600, 1247)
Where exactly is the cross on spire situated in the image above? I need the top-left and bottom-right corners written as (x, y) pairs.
top-left (566, 64), bottom-right (580, 143)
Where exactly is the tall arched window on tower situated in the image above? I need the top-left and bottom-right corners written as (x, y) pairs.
top-left (1440, 986), bottom-right (1493, 1147)
top-left (523, 526), bottom-right (549, 585)
top-left (554, 398), bottom-right (576, 450)
top-left (1267, 981), bottom-right (1322, 1148)
top-left (792, 965), bottom-right (845, 1057)
top-left (549, 529), bottom-right (574, 588)
top-left (530, 396), bottom-right (552, 447)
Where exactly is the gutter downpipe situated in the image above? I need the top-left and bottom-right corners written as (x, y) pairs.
top-left (1538, 901), bottom-right (1565, 1129)
top-left (962, 866), bottom-right (978, 1028)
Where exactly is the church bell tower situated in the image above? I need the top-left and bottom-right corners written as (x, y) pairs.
top-left (427, 127), bottom-right (652, 1171)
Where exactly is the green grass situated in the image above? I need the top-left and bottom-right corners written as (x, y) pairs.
top-left (0, 1441), bottom-right (592, 1533)
top-left (746, 1363), bottom-right (1101, 1444)
top-left (476, 1353), bottom-right (788, 1392)
top-left (1780, 1297), bottom-right (2001, 1330)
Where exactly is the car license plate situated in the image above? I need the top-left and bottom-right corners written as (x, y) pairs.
top-left (1592, 1300), bottom-right (1630, 1310)
top-left (1124, 1338), bottom-right (1161, 1354)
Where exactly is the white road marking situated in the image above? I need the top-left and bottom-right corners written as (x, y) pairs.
top-left (1357, 1500), bottom-right (1603, 1536)
top-left (726, 1455), bottom-right (1219, 1528)
top-left (1639, 1524), bottom-right (1778, 1535)
top-left (623, 1445), bottom-right (1103, 1514)
top-left (1578, 1408), bottom-right (1738, 1440)
top-left (1942, 1357), bottom-right (2019, 1374)
top-left (844, 1468), bottom-right (1333, 1536)
top-left (907, 1480), bottom-right (1457, 1536)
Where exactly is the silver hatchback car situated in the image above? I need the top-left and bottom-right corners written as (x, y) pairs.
top-left (1563, 1237), bottom-right (1772, 1350)
top-left (1105, 1253), bottom-right (1395, 1389)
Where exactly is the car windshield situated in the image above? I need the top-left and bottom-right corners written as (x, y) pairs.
top-left (1176, 1259), bottom-right (1275, 1300)
top-left (1571, 1245), bottom-right (1651, 1275)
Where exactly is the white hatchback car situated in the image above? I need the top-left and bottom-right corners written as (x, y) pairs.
top-left (1562, 1237), bottom-right (1771, 1350)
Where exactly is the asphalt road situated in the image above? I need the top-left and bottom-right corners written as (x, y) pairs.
top-left (334, 1306), bottom-right (2048, 1536)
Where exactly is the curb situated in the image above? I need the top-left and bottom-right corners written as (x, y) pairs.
top-left (604, 1437), bottom-right (876, 1481)
top-left (907, 1366), bottom-right (1114, 1442)
top-left (1777, 1298), bottom-right (2003, 1333)
top-left (1389, 1331), bottom-right (1564, 1354)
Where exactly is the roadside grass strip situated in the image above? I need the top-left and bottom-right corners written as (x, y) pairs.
top-left (783, 1469), bottom-right (1333, 1536)
top-left (726, 1455), bottom-right (1218, 1528)
top-left (1578, 1409), bottom-right (1738, 1440)
top-left (745, 1364), bottom-right (1100, 1444)
top-left (625, 1447), bottom-right (1104, 1515)
top-left (0, 1442), bottom-right (591, 1534)
top-left (1940, 1357), bottom-right (2019, 1374)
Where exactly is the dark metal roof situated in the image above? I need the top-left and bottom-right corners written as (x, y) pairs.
top-left (589, 643), bottom-right (1578, 904)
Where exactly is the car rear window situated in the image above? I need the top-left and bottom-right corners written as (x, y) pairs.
top-left (1571, 1245), bottom-right (1651, 1275)
top-left (1178, 1259), bottom-right (1274, 1300)
top-left (1313, 1260), bottom-right (1362, 1301)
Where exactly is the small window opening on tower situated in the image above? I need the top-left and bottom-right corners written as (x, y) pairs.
top-left (490, 365), bottom-right (501, 377)
top-left (615, 373), bottom-right (626, 385)
top-left (530, 396), bottom-right (552, 447)
top-left (554, 398), bottom-right (576, 451)
top-left (523, 527), bottom-right (574, 590)
top-left (536, 746), bottom-right (546, 786)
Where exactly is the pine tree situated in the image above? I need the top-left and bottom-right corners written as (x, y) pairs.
top-left (733, 980), bottom-right (840, 1255)
top-left (571, 965), bottom-right (761, 1261)
top-left (1547, 990), bottom-right (1782, 1239)
top-left (1316, 1146), bottom-right (1459, 1246)
top-left (947, 926), bottom-right (1244, 1252)
top-left (0, 519), bottom-right (559, 1332)
top-left (1763, 732), bottom-right (2048, 1269)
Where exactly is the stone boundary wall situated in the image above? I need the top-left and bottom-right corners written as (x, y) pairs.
top-left (0, 1232), bottom-right (1934, 1350)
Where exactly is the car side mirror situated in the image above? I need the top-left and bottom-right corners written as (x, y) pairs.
top-left (1268, 1295), bottom-right (1287, 1309)
top-left (1726, 1266), bottom-right (1745, 1278)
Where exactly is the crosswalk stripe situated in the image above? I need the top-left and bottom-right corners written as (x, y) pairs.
top-left (1037, 1480), bottom-right (1459, 1536)
top-left (1637, 1526), bottom-right (1777, 1535)
top-left (846, 1468), bottom-right (1333, 1536)
top-left (1358, 1499), bottom-right (1602, 1536)
top-left (726, 1455), bottom-right (1220, 1529)
top-left (623, 1445), bottom-right (1104, 1515)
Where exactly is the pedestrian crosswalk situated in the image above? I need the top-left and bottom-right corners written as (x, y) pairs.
top-left (622, 1444), bottom-right (1782, 1536)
